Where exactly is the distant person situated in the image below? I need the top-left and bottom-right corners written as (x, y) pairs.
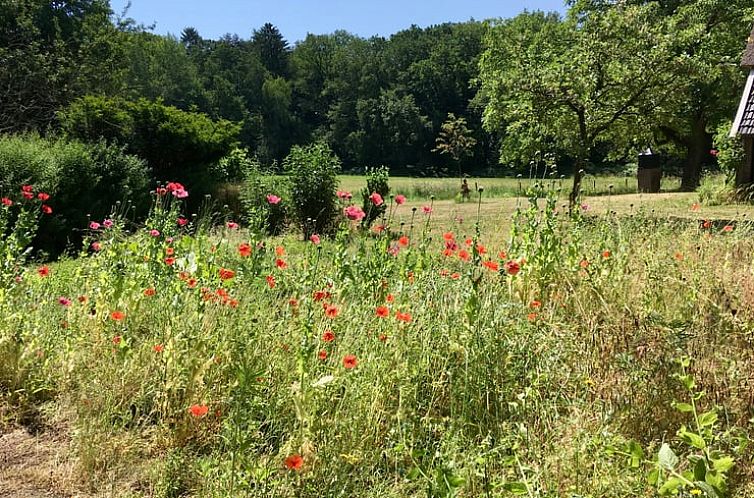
top-left (461, 178), bottom-right (471, 201)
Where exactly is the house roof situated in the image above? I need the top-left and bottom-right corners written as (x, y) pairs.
top-left (744, 26), bottom-right (754, 68)
top-left (732, 71), bottom-right (754, 136)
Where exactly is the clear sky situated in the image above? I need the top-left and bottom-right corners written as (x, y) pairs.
top-left (111, 0), bottom-right (566, 43)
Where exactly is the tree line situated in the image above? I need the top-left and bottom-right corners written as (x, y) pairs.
top-left (1, 0), bottom-right (753, 189)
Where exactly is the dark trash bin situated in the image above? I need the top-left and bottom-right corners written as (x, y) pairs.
top-left (637, 148), bottom-right (661, 193)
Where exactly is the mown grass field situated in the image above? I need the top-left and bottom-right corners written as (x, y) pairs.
top-left (2, 179), bottom-right (754, 497)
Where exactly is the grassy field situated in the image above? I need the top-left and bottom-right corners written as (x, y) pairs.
top-left (337, 174), bottom-right (684, 201)
top-left (3, 182), bottom-right (754, 497)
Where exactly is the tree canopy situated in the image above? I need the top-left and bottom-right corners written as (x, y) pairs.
top-left (1, 0), bottom-right (753, 184)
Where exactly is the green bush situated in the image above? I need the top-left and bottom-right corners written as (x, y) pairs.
top-left (713, 121), bottom-right (745, 184)
top-left (0, 134), bottom-right (150, 255)
top-left (217, 147), bottom-right (254, 183)
top-left (239, 157), bottom-right (289, 236)
top-left (59, 95), bottom-right (241, 199)
top-left (284, 142), bottom-right (341, 238)
top-left (360, 166), bottom-right (390, 228)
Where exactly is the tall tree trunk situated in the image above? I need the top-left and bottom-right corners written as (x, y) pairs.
top-left (569, 157), bottom-right (587, 213)
top-left (680, 116), bottom-right (712, 192)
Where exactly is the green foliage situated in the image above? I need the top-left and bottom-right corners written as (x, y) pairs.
top-left (0, 134), bottom-right (150, 254)
top-left (432, 113), bottom-right (478, 176)
top-left (480, 5), bottom-right (675, 202)
top-left (713, 122), bottom-right (745, 184)
top-left (697, 174), bottom-right (736, 207)
top-left (239, 156), bottom-right (289, 236)
top-left (217, 147), bottom-right (254, 183)
top-left (284, 142), bottom-right (341, 237)
top-left (59, 95), bottom-right (240, 197)
top-left (0, 0), bottom-right (124, 132)
top-left (360, 166), bottom-right (391, 228)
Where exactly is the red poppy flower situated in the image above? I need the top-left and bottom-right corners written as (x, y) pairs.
top-left (313, 290), bottom-right (330, 302)
top-left (375, 305), bottom-right (389, 318)
top-left (442, 248), bottom-right (454, 257)
top-left (266, 275), bottom-right (276, 288)
top-left (602, 250), bottom-right (611, 259)
top-left (443, 232), bottom-right (454, 241)
top-left (164, 257), bottom-right (175, 266)
top-left (483, 261), bottom-right (499, 271)
top-left (344, 205), bottom-right (366, 221)
top-left (112, 335), bottom-right (122, 345)
top-left (451, 272), bottom-right (461, 280)
top-left (703, 220), bottom-right (712, 229)
top-left (275, 246), bottom-right (285, 256)
top-left (395, 311), bottom-right (412, 323)
top-left (276, 258), bottom-right (287, 269)
top-left (530, 300), bottom-right (542, 309)
top-left (369, 192), bottom-right (384, 206)
top-left (386, 294), bottom-right (395, 303)
top-left (476, 244), bottom-right (487, 255)
top-left (110, 311), bottom-right (125, 321)
top-left (321, 330), bottom-right (335, 342)
top-left (21, 185), bottom-right (33, 193)
top-left (189, 404), bottom-right (209, 418)
top-left (37, 192), bottom-right (50, 201)
top-left (177, 217), bottom-right (188, 226)
top-left (187, 278), bottom-right (197, 288)
top-left (723, 225), bottom-right (734, 232)
top-left (41, 204), bottom-right (53, 214)
top-left (342, 354), bottom-right (358, 369)
top-left (284, 454), bottom-right (304, 471)
top-left (527, 312), bottom-right (538, 322)
top-left (38, 266), bottom-right (50, 277)
top-left (498, 251), bottom-right (507, 260)
top-left (504, 261), bottom-right (520, 276)
top-left (289, 298), bottom-right (299, 307)
top-left (378, 334), bottom-right (388, 342)
top-left (325, 304), bottom-right (339, 319)
top-left (153, 344), bottom-right (164, 353)
top-left (579, 259), bottom-right (589, 269)
top-left (22, 191), bottom-right (34, 200)
top-left (1, 197), bottom-right (11, 206)
top-left (458, 250), bottom-right (471, 262)
top-left (237, 243), bottom-right (252, 257)
top-left (165, 247), bottom-right (175, 256)
top-left (318, 350), bottom-right (328, 360)
top-left (439, 269), bottom-right (449, 277)
top-left (144, 288), bottom-right (156, 297)
top-left (219, 268), bottom-right (235, 280)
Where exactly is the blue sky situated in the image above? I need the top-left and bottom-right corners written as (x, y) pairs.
top-left (111, 0), bottom-right (566, 43)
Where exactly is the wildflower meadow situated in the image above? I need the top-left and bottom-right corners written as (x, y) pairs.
top-left (2, 179), bottom-right (754, 498)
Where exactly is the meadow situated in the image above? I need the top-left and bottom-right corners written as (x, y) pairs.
top-left (2, 178), bottom-right (754, 498)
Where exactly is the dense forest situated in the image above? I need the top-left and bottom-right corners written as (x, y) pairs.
top-left (1, 0), bottom-right (754, 184)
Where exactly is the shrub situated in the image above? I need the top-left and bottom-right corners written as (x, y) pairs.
top-left (216, 147), bottom-right (255, 183)
top-left (59, 95), bottom-right (240, 199)
top-left (284, 142), bottom-right (341, 238)
top-left (713, 121), bottom-right (745, 184)
top-left (360, 166), bottom-right (390, 228)
top-left (239, 157), bottom-right (289, 236)
top-left (0, 134), bottom-right (150, 255)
